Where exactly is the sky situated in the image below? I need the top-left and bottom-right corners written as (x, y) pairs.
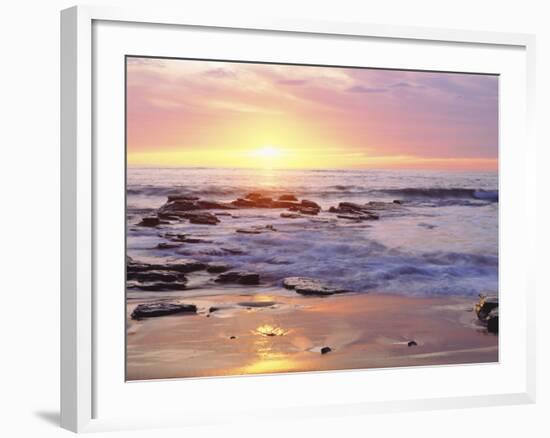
top-left (126, 57), bottom-right (498, 170)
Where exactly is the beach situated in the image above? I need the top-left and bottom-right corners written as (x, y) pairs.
top-left (126, 167), bottom-right (499, 380)
top-left (127, 291), bottom-right (497, 381)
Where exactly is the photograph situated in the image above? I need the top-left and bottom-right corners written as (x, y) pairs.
top-left (125, 56), bottom-right (499, 381)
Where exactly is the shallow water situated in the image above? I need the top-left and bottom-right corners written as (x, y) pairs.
top-left (127, 167), bottom-right (498, 297)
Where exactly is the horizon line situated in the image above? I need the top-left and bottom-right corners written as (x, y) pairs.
top-left (126, 164), bottom-right (498, 173)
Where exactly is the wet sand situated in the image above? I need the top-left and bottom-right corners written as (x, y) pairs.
top-left (126, 291), bottom-right (498, 381)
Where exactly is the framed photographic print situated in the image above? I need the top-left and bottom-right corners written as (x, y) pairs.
top-left (61, 5), bottom-right (536, 433)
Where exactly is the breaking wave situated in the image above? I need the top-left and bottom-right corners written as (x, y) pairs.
top-left (370, 188), bottom-right (498, 202)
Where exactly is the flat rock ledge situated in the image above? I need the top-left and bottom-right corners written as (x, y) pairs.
top-left (127, 270), bottom-right (186, 283)
top-left (128, 258), bottom-right (207, 274)
top-left (127, 257), bottom-right (206, 291)
top-left (328, 202), bottom-right (380, 220)
top-left (475, 295), bottom-right (499, 334)
top-left (215, 271), bottom-right (260, 285)
top-left (236, 224), bottom-right (277, 234)
top-left (131, 303), bottom-right (197, 320)
top-left (282, 277), bottom-right (348, 296)
top-left (137, 194), bottom-right (401, 229)
top-left (127, 280), bottom-right (189, 291)
top-left (206, 262), bottom-right (232, 273)
top-left (137, 217), bottom-right (167, 227)
top-left (230, 193), bottom-right (321, 214)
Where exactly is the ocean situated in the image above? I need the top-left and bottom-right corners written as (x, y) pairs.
top-left (126, 167), bottom-right (498, 297)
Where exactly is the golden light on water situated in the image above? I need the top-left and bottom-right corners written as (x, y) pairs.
top-left (255, 324), bottom-right (287, 337)
top-left (243, 357), bottom-right (296, 374)
top-left (243, 324), bottom-right (296, 374)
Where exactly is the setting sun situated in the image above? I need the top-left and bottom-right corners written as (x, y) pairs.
top-left (254, 145), bottom-right (282, 159)
top-left (248, 145), bottom-right (287, 168)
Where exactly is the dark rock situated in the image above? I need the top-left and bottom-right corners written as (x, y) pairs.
top-left (229, 336), bottom-right (237, 340)
top-left (330, 202), bottom-right (376, 215)
top-left (209, 306), bottom-right (220, 313)
top-left (137, 217), bottom-right (160, 227)
top-left (128, 258), bottom-right (207, 274)
top-left (301, 199), bottom-right (321, 209)
top-left (337, 213), bottom-right (378, 221)
top-left (418, 223), bottom-right (436, 230)
top-left (288, 205), bottom-right (320, 215)
top-left (336, 214), bottom-right (360, 221)
top-left (164, 215), bottom-right (183, 221)
top-left (127, 270), bottom-right (185, 283)
top-left (164, 259), bottom-right (207, 273)
top-left (234, 194), bottom-right (274, 208)
top-left (236, 228), bottom-right (263, 234)
top-left (393, 200), bottom-right (402, 204)
top-left (329, 201), bottom-right (393, 217)
top-left (475, 295), bottom-right (498, 320)
top-left (279, 194), bottom-right (298, 201)
top-left (487, 309), bottom-right (499, 334)
top-left (282, 277), bottom-right (347, 296)
top-left (128, 281), bottom-right (189, 291)
top-left (245, 192), bottom-right (265, 200)
top-left (231, 198), bottom-right (259, 208)
top-left (131, 302), bottom-right (197, 320)
top-left (186, 212), bottom-right (221, 225)
top-left (181, 237), bottom-right (212, 244)
top-left (165, 198), bottom-right (234, 211)
top-left (206, 262), bottom-right (231, 273)
top-left (155, 242), bottom-right (181, 250)
top-left (237, 301), bottom-right (277, 308)
top-left (215, 271), bottom-right (260, 285)
top-left (329, 206), bottom-right (348, 214)
top-left (249, 197), bottom-right (274, 208)
top-left (475, 295), bottom-right (499, 334)
top-left (366, 201), bottom-right (402, 211)
top-left (221, 247), bottom-right (246, 255)
top-left (407, 340), bottom-right (418, 347)
top-left (167, 194), bottom-right (200, 202)
top-left (236, 225), bottom-right (276, 234)
top-left (321, 346), bottom-right (332, 355)
top-left (196, 200), bottom-right (236, 210)
top-left (157, 211), bottom-right (181, 220)
top-left (338, 202), bottom-right (366, 212)
top-left (270, 200), bottom-right (301, 208)
top-left (230, 193), bottom-right (307, 210)
top-left (126, 260), bottom-right (152, 273)
top-left (165, 233), bottom-right (209, 243)
top-left (158, 199), bottom-right (235, 217)
top-left (161, 200), bottom-right (199, 212)
top-left (280, 212), bottom-right (301, 219)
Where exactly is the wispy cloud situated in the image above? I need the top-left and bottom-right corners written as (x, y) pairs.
top-left (278, 79), bottom-right (308, 86)
top-left (126, 58), bottom-right (498, 170)
top-left (390, 81), bottom-right (415, 88)
top-left (346, 85), bottom-right (388, 93)
top-left (202, 68), bottom-right (237, 79)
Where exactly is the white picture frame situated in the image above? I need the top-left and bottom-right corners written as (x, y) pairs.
top-left (60, 4), bottom-right (536, 433)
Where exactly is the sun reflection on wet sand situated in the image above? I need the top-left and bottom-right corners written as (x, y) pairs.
top-left (254, 324), bottom-right (287, 337)
top-left (126, 294), bottom-right (499, 380)
top-left (243, 324), bottom-right (297, 374)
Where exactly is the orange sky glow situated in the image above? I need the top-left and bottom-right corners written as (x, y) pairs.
top-left (126, 57), bottom-right (498, 171)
